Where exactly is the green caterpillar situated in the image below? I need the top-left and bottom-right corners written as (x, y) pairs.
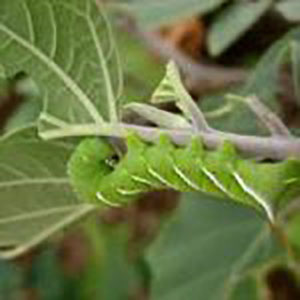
top-left (68, 134), bottom-right (300, 221)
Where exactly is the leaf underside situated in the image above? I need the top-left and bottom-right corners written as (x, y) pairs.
top-left (0, 127), bottom-right (95, 259)
top-left (0, 0), bottom-right (122, 131)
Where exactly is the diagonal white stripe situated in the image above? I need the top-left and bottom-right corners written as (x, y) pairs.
top-left (232, 172), bottom-right (274, 223)
top-left (147, 166), bottom-right (177, 189)
top-left (131, 175), bottom-right (153, 186)
top-left (117, 188), bottom-right (142, 196)
top-left (173, 164), bottom-right (202, 191)
top-left (96, 192), bottom-right (120, 207)
top-left (201, 166), bottom-right (232, 197)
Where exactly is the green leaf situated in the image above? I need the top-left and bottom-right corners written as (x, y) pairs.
top-left (120, 0), bottom-right (228, 29)
top-left (0, 0), bottom-right (122, 130)
top-left (276, 0), bottom-right (300, 22)
top-left (205, 27), bottom-right (300, 135)
top-left (0, 127), bottom-right (95, 259)
top-left (207, 0), bottom-right (272, 56)
top-left (147, 193), bottom-right (282, 300)
top-left (236, 26), bottom-right (300, 133)
top-left (151, 61), bottom-right (207, 129)
top-left (242, 31), bottom-right (291, 99)
top-left (151, 61), bottom-right (186, 105)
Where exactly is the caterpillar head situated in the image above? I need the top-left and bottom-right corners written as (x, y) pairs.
top-left (68, 138), bottom-right (118, 203)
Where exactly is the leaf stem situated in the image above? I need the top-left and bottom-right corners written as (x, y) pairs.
top-left (204, 102), bottom-right (234, 119)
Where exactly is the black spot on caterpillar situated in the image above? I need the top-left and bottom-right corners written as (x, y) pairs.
top-left (68, 134), bottom-right (300, 221)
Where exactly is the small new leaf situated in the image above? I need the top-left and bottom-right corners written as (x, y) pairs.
top-left (151, 61), bottom-right (210, 131)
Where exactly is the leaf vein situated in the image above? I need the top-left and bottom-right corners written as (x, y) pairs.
top-left (0, 177), bottom-right (69, 188)
top-left (22, 0), bottom-right (35, 44)
top-left (46, 2), bottom-right (57, 59)
top-left (87, 9), bottom-right (117, 121)
top-left (0, 205), bottom-right (83, 224)
top-left (0, 163), bottom-right (29, 179)
top-left (0, 22), bottom-right (103, 123)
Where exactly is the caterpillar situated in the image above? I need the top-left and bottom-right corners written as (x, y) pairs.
top-left (68, 134), bottom-right (300, 222)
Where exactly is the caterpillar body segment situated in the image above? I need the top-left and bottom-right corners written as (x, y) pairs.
top-left (280, 159), bottom-right (300, 208)
top-left (94, 134), bottom-right (265, 210)
top-left (68, 138), bottom-right (115, 203)
top-left (142, 135), bottom-right (191, 191)
top-left (68, 133), bottom-right (300, 221)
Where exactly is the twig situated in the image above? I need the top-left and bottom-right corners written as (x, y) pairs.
top-left (228, 94), bottom-right (292, 137)
top-left (124, 103), bottom-right (191, 128)
top-left (205, 101), bottom-right (234, 119)
top-left (39, 122), bottom-right (300, 160)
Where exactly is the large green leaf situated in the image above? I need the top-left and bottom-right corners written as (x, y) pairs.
top-left (207, 0), bottom-right (272, 56)
top-left (0, 127), bottom-right (95, 259)
top-left (0, 0), bottom-right (122, 129)
top-left (241, 28), bottom-right (300, 100)
top-left (147, 193), bottom-right (283, 300)
top-left (120, 0), bottom-right (228, 29)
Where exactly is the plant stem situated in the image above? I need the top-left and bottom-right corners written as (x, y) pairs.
top-left (39, 122), bottom-right (300, 160)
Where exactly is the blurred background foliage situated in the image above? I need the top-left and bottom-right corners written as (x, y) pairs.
top-left (1, 0), bottom-right (300, 299)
